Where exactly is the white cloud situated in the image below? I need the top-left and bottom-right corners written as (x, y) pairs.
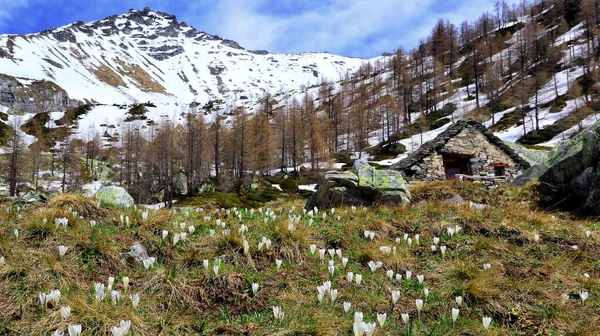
top-left (183, 0), bottom-right (503, 58)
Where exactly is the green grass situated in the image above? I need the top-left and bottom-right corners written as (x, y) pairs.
top-left (0, 183), bottom-right (598, 335)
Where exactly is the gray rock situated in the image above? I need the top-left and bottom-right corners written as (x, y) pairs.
top-left (95, 186), bottom-right (135, 208)
top-left (120, 242), bottom-right (149, 264)
top-left (173, 172), bottom-right (188, 196)
top-left (469, 201), bottom-right (488, 210)
top-left (306, 160), bottom-right (411, 210)
top-left (534, 119), bottom-right (600, 214)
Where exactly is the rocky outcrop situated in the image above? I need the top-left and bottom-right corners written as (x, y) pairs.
top-left (95, 186), bottom-right (135, 208)
top-left (306, 160), bottom-right (411, 210)
top-left (0, 74), bottom-right (78, 113)
top-left (531, 120), bottom-right (600, 214)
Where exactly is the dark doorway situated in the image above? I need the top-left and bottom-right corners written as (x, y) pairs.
top-left (442, 153), bottom-right (472, 179)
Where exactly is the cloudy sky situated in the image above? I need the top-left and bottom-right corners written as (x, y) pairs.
top-left (0, 0), bottom-right (507, 58)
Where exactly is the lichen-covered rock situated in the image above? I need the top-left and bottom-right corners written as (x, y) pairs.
top-left (95, 186), bottom-right (135, 208)
top-left (531, 119), bottom-right (600, 214)
top-left (306, 160), bottom-right (411, 210)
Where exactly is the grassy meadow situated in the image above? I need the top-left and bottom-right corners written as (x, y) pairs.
top-left (0, 181), bottom-right (598, 335)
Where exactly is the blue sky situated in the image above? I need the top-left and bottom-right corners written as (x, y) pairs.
top-left (0, 0), bottom-right (506, 58)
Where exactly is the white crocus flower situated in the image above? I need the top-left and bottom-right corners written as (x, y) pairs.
top-left (364, 322), bottom-right (376, 336)
top-left (123, 276), bottom-right (129, 291)
top-left (355, 274), bottom-right (362, 286)
top-left (276, 259), bottom-right (283, 272)
top-left (328, 265), bottom-right (335, 277)
top-left (440, 245), bottom-right (447, 259)
top-left (447, 227), bottom-right (455, 237)
top-left (405, 270), bottom-right (412, 280)
top-left (173, 233), bottom-right (181, 246)
top-left (417, 274), bottom-right (424, 285)
top-left (330, 289), bottom-right (338, 304)
top-left (342, 257), bottom-right (348, 268)
top-left (60, 306), bottom-right (71, 321)
top-left (130, 293), bottom-right (140, 308)
top-left (354, 311), bottom-right (364, 323)
top-left (433, 237), bottom-right (440, 245)
top-left (580, 291), bottom-right (589, 305)
top-left (252, 283), bottom-right (259, 296)
top-left (51, 289), bottom-right (61, 304)
top-left (347, 272), bottom-right (354, 283)
top-left (482, 316), bottom-right (492, 330)
top-left (377, 312), bottom-right (387, 327)
top-left (272, 306), bottom-right (284, 320)
top-left (111, 290), bottom-right (121, 304)
top-left (368, 261), bottom-right (378, 273)
top-left (391, 290), bottom-right (400, 305)
top-left (353, 322), bottom-right (366, 336)
top-left (310, 244), bottom-right (317, 255)
top-left (344, 301), bottom-right (352, 313)
top-left (452, 308), bottom-right (459, 324)
top-left (386, 269), bottom-right (394, 281)
top-left (455, 295), bottom-right (463, 306)
top-left (68, 324), bottom-right (82, 336)
top-left (416, 299), bottom-right (424, 320)
top-left (483, 263), bottom-right (491, 270)
top-left (58, 245), bottom-right (68, 259)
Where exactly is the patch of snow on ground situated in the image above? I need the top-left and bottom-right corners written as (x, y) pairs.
top-left (299, 184), bottom-right (317, 191)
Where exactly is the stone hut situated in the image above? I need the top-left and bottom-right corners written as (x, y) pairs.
top-left (391, 120), bottom-right (531, 183)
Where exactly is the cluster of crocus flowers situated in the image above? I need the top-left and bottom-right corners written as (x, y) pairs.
top-left (39, 289), bottom-right (61, 307)
top-left (363, 230), bottom-right (376, 240)
top-left (55, 217), bottom-right (69, 230)
top-left (111, 320), bottom-right (132, 336)
top-left (142, 257), bottom-right (156, 270)
top-left (272, 306), bottom-right (285, 320)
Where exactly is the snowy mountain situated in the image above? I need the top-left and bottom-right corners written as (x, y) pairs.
top-left (0, 7), bottom-right (367, 111)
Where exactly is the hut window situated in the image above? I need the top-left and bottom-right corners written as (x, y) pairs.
top-left (442, 153), bottom-right (472, 179)
top-left (491, 163), bottom-right (508, 176)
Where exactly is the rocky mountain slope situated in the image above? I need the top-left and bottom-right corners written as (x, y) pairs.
top-left (0, 7), bottom-right (367, 111)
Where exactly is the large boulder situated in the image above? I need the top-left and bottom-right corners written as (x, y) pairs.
top-left (528, 120), bottom-right (600, 214)
top-left (95, 186), bottom-right (135, 208)
top-left (173, 172), bottom-right (188, 195)
top-left (306, 160), bottom-right (411, 210)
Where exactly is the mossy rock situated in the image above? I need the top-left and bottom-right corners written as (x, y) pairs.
top-left (306, 160), bottom-right (411, 210)
top-left (94, 186), bottom-right (134, 208)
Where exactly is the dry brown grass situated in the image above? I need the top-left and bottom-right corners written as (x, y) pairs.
top-left (89, 63), bottom-right (128, 88)
top-left (114, 58), bottom-right (166, 94)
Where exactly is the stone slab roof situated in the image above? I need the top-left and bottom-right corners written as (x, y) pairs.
top-left (391, 120), bottom-right (531, 171)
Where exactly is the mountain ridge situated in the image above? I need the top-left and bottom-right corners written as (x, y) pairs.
top-left (0, 7), bottom-right (370, 111)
